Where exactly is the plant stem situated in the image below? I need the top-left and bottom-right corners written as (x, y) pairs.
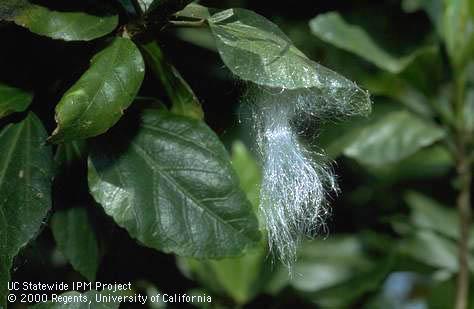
top-left (455, 72), bottom-right (471, 309)
top-left (455, 137), bottom-right (472, 309)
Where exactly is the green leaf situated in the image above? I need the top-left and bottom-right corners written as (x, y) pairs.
top-left (398, 230), bottom-right (468, 271)
top-left (0, 113), bottom-right (53, 307)
top-left (207, 8), bottom-right (371, 116)
top-left (31, 290), bottom-right (121, 309)
top-left (310, 12), bottom-right (425, 74)
top-left (0, 83), bottom-right (32, 118)
top-left (443, 0), bottom-right (474, 69)
top-left (49, 38), bottom-right (145, 143)
top-left (140, 41), bottom-right (204, 120)
top-left (230, 141), bottom-right (261, 212)
top-left (88, 108), bottom-right (260, 258)
top-left (176, 3), bottom-right (211, 20)
top-left (290, 236), bottom-right (373, 292)
top-left (405, 191), bottom-right (474, 248)
top-left (180, 246), bottom-right (265, 304)
top-left (364, 73), bottom-right (434, 117)
top-left (51, 208), bottom-right (99, 281)
top-left (343, 110), bottom-right (445, 166)
top-left (177, 141), bottom-right (265, 304)
top-left (2, 0), bottom-right (118, 41)
top-left (368, 145), bottom-right (453, 181)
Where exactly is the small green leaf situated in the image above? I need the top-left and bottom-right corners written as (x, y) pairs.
top-left (207, 8), bottom-right (371, 116)
top-left (140, 41), bottom-right (204, 120)
top-left (405, 191), bottom-right (474, 248)
top-left (443, 0), bottom-right (474, 69)
top-left (31, 290), bottom-right (121, 309)
top-left (176, 3), bottom-right (211, 20)
top-left (2, 0), bottom-right (118, 41)
top-left (0, 83), bottom-right (32, 118)
top-left (231, 141), bottom-right (261, 211)
top-left (51, 208), bottom-right (99, 281)
top-left (0, 113), bottom-right (53, 307)
top-left (310, 12), bottom-right (425, 74)
top-left (344, 110), bottom-right (445, 166)
top-left (88, 108), bottom-right (260, 258)
top-left (398, 230), bottom-right (468, 271)
top-left (180, 246), bottom-right (265, 304)
top-left (49, 37), bottom-right (145, 143)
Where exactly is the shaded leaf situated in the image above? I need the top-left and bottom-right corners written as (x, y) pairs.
top-left (49, 37), bottom-right (145, 143)
top-left (54, 140), bottom-right (87, 170)
top-left (88, 108), bottom-right (260, 258)
top-left (405, 191), bottom-right (474, 248)
top-left (368, 145), bottom-right (453, 181)
top-left (180, 246), bottom-right (265, 305)
top-left (0, 83), bottom-right (32, 118)
top-left (140, 41), bottom-right (203, 120)
top-left (364, 73), bottom-right (433, 117)
top-left (402, 0), bottom-right (443, 35)
top-left (398, 230), bottom-right (473, 271)
top-left (230, 141), bottom-right (261, 211)
top-left (310, 12), bottom-right (426, 74)
top-left (2, 0), bottom-right (118, 41)
top-left (51, 208), bottom-right (99, 281)
top-left (0, 113), bottom-right (53, 307)
top-left (344, 110), bottom-right (445, 166)
top-left (463, 88), bottom-right (474, 132)
top-left (290, 236), bottom-right (373, 292)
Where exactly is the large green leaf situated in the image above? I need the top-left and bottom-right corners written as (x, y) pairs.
top-left (49, 38), bottom-right (145, 143)
top-left (206, 8), bottom-right (371, 116)
top-left (310, 12), bottom-right (424, 74)
top-left (177, 141), bottom-right (265, 304)
top-left (0, 113), bottom-right (53, 307)
top-left (88, 108), bottom-right (260, 258)
top-left (1, 0), bottom-right (118, 41)
top-left (51, 208), bottom-right (99, 281)
top-left (140, 41), bottom-right (203, 120)
top-left (343, 110), bottom-right (445, 166)
top-left (0, 83), bottom-right (32, 118)
top-left (31, 290), bottom-right (121, 309)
